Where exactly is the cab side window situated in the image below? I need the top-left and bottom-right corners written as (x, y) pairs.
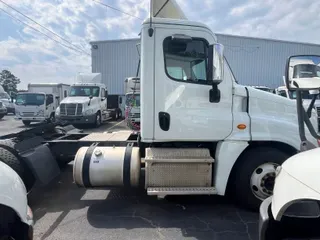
top-left (163, 37), bottom-right (209, 85)
top-left (279, 90), bottom-right (287, 98)
top-left (46, 94), bottom-right (54, 106)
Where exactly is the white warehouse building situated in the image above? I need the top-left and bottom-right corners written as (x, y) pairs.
top-left (90, 34), bottom-right (320, 95)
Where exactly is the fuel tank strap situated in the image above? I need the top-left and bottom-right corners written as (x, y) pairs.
top-left (82, 143), bottom-right (98, 187)
top-left (123, 142), bottom-right (134, 187)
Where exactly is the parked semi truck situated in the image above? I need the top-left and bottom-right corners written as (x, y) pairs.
top-left (55, 73), bottom-right (111, 129)
top-left (15, 83), bottom-right (70, 126)
top-left (259, 55), bottom-right (320, 239)
top-left (124, 77), bottom-right (140, 129)
top-left (0, 85), bottom-right (15, 114)
top-left (0, 100), bottom-right (7, 119)
top-left (0, 0), bottom-right (318, 212)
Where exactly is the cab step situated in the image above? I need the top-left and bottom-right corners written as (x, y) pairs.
top-left (147, 187), bottom-right (217, 198)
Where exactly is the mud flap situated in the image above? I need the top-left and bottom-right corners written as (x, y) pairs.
top-left (21, 144), bottom-right (61, 186)
top-left (259, 196), bottom-right (320, 240)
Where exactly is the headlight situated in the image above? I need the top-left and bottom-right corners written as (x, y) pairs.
top-left (84, 109), bottom-right (94, 115)
top-left (36, 110), bottom-right (44, 116)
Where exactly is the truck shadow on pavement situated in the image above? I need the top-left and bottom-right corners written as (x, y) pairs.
top-left (86, 191), bottom-right (259, 240)
top-left (27, 163), bottom-right (258, 240)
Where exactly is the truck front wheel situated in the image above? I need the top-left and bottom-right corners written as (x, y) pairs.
top-left (0, 114), bottom-right (4, 120)
top-left (22, 120), bottom-right (31, 126)
top-left (228, 146), bottom-right (290, 211)
top-left (94, 111), bottom-right (101, 128)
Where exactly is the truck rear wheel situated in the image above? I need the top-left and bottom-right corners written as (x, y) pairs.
top-left (0, 142), bottom-right (35, 192)
top-left (228, 146), bottom-right (290, 211)
top-left (0, 114), bottom-right (4, 120)
top-left (22, 120), bottom-right (31, 126)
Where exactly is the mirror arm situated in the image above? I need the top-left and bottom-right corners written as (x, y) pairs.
top-left (296, 90), bottom-right (307, 142)
top-left (303, 108), bottom-right (320, 140)
top-left (307, 94), bottom-right (318, 118)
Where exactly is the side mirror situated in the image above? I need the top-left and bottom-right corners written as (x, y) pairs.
top-left (207, 43), bottom-right (224, 103)
top-left (207, 43), bottom-right (224, 85)
top-left (105, 90), bottom-right (108, 98)
top-left (89, 95), bottom-right (93, 100)
top-left (55, 96), bottom-right (60, 99)
top-left (285, 55), bottom-right (320, 90)
top-left (119, 97), bottom-right (122, 104)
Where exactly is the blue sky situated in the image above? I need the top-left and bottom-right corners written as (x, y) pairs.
top-left (1, 0), bottom-right (320, 89)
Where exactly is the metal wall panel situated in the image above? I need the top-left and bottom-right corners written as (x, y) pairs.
top-left (91, 39), bottom-right (140, 95)
top-left (216, 34), bottom-right (320, 88)
top-left (91, 35), bottom-right (320, 94)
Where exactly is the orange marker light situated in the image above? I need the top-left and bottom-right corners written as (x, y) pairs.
top-left (237, 124), bottom-right (246, 130)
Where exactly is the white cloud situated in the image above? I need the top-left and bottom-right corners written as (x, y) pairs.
top-left (1, 0), bottom-right (320, 90)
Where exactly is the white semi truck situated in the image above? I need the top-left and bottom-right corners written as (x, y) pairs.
top-left (124, 77), bottom-right (140, 129)
top-left (15, 83), bottom-right (70, 126)
top-left (0, 85), bottom-right (15, 114)
top-left (0, 0), bottom-right (318, 213)
top-left (55, 73), bottom-right (111, 129)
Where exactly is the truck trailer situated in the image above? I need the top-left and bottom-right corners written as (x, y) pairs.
top-left (0, 0), bottom-right (318, 212)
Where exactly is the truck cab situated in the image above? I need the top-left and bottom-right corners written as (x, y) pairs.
top-left (15, 83), bottom-right (70, 126)
top-left (0, 85), bottom-right (15, 114)
top-left (0, 100), bottom-right (7, 119)
top-left (124, 77), bottom-right (140, 129)
top-left (56, 74), bottom-right (111, 128)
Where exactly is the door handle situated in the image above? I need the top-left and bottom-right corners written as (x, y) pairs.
top-left (158, 112), bottom-right (170, 131)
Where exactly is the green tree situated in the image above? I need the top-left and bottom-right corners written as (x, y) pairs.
top-left (0, 70), bottom-right (21, 94)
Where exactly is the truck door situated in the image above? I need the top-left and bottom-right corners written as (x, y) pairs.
top-left (154, 28), bottom-right (233, 141)
top-left (46, 94), bottom-right (54, 117)
top-left (100, 88), bottom-right (107, 113)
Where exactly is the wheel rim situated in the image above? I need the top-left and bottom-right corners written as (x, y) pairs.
top-left (250, 162), bottom-right (279, 200)
top-left (116, 112), bottom-right (118, 119)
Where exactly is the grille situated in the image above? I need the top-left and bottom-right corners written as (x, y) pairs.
top-left (317, 107), bottom-right (320, 116)
top-left (130, 113), bottom-right (140, 118)
top-left (22, 112), bottom-right (34, 117)
top-left (60, 103), bottom-right (83, 116)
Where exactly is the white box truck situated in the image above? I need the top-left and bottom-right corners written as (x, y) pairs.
top-left (55, 73), bottom-right (112, 128)
top-left (15, 83), bottom-right (70, 126)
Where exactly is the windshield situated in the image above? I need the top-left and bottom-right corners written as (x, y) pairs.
top-left (0, 92), bottom-right (10, 99)
top-left (293, 64), bottom-right (320, 78)
top-left (16, 93), bottom-right (45, 106)
top-left (289, 90), bottom-right (320, 100)
top-left (126, 94), bottom-right (140, 107)
top-left (69, 86), bottom-right (100, 97)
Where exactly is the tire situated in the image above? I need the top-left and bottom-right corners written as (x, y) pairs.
top-left (0, 114), bottom-right (4, 120)
top-left (22, 120), bottom-right (31, 126)
top-left (0, 142), bottom-right (35, 192)
top-left (115, 111), bottom-right (119, 120)
top-left (118, 110), bottom-right (122, 119)
top-left (94, 111), bottom-right (101, 128)
top-left (49, 113), bottom-right (55, 123)
top-left (0, 205), bottom-right (30, 240)
top-left (228, 146), bottom-right (290, 211)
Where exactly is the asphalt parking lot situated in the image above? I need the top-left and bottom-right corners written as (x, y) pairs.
top-left (1, 115), bottom-right (259, 240)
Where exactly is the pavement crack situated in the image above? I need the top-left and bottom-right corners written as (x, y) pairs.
top-left (236, 211), bottom-right (253, 240)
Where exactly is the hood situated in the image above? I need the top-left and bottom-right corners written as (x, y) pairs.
top-left (60, 96), bottom-right (92, 104)
top-left (246, 86), bottom-right (296, 107)
top-left (302, 99), bottom-right (320, 109)
top-left (0, 98), bottom-right (14, 107)
top-left (271, 147), bottom-right (320, 221)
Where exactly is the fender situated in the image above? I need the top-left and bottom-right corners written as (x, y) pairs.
top-left (213, 140), bottom-right (249, 195)
top-left (0, 161), bottom-right (31, 225)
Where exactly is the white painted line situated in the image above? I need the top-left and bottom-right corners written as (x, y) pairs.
top-left (106, 120), bottom-right (125, 131)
